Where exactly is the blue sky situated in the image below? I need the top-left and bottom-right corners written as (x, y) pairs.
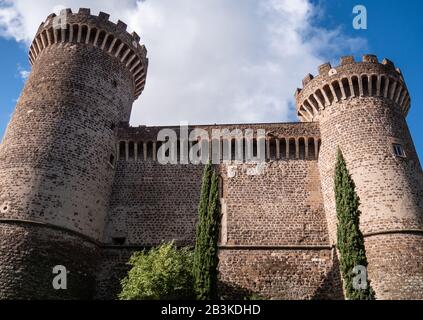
top-left (0, 0), bottom-right (422, 159)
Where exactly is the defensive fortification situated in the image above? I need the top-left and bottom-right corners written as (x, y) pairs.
top-left (0, 9), bottom-right (422, 300)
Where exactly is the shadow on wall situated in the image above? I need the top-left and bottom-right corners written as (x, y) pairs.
top-left (218, 251), bottom-right (345, 301)
top-left (311, 251), bottom-right (345, 300)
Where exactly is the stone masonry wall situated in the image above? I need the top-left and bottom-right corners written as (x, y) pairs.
top-left (98, 122), bottom-right (343, 299)
top-left (105, 161), bottom-right (204, 246)
top-left (0, 222), bottom-right (99, 299)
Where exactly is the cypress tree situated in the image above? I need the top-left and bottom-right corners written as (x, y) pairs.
top-left (204, 171), bottom-right (221, 299)
top-left (335, 148), bottom-right (375, 300)
top-left (193, 163), bottom-right (221, 300)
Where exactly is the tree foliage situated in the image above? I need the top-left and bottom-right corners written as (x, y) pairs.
top-left (193, 163), bottom-right (221, 300)
top-left (335, 148), bottom-right (376, 300)
top-left (119, 242), bottom-right (194, 300)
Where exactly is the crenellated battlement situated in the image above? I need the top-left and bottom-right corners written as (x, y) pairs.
top-left (295, 55), bottom-right (410, 122)
top-left (29, 8), bottom-right (148, 99)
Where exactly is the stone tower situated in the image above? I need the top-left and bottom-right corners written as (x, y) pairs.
top-left (0, 8), bottom-right (148, 299)
top-left (296, 55), bottom-right (423, 299)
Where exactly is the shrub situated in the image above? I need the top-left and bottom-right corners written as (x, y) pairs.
top-left (119, 242), bottom-right (194, 300)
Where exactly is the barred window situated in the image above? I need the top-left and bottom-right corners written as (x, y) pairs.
top-left (393, 144), bottom-right (406, 158)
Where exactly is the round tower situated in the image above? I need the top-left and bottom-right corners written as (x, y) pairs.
top-left (0, 8), bottom-right (148, 299)
top-left (296, 54), bottom-right (423, 299)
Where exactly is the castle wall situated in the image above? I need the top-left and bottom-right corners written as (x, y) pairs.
top-left (218, 248), bottom-right (343, 300)
top-left (105, 161), bottom-right (204, 246)
top-left (219, 161), bottom-right (327, 246)
top-left (217, 161), bottom-right (342, 299)
top-left (97, 122), bottom-right (343, 299)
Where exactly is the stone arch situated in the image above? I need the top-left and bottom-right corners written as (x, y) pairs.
top-left (101, 34), bottom-right (112, 50)
top-left (370, 74), bottom-right (378, 96)
top-left (108, 38), bottom-right (120, 55)
top-left (79, 25), bottom-right (89, 43)
top-left (146, 141), bottom-right (154, 160)
top-left (308, 138), bottom-right (316, 159)
top-left (351, 76), bottom-right (360, 97)
top-left (63, 24), bottom-right (71, 42)
top-left (288, 138), bottom-right (296, 160)
top-left (40, 30), bottom-right (48, 48)
top-left (88, 27), bottom-right (98, 45)
top-left (314, 89), bottom-right (325, 108)
top-left (280, 138), bottom-right (287, 160)
top-left (96, 30), bottom-right (107, 47)
top-left (128, 141), bottom-right (135, 159)
top-left (341, 78), bottom-right (351, 98)
top-left (269, 138), bottom-right (277, 160)
top-left (71, 24), bottom-right (79, 43)
top-left (361, 74), bottom-right (369, 96)
top-left (388, 78), bottom-right (397, 99)
top-left (46, 27), bottom-right (54, 45)
top-left (299, 137), bottom-right (306, 159)
top-left (322, 84), bottom-right (334, 104)
top-left (331, 80), bottom-right (343, 101)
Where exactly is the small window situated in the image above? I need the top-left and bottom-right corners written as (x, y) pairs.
top-left (393, 144), bottom-right (406, 158)
top-left (112, 237), bottom-right (126, 246)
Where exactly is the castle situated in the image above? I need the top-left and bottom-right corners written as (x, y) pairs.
top-left (0, 8), bottom-right (422, 300)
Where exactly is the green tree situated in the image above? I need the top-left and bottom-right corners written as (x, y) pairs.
top-left (119, 242), bottom-right (194, 300)
top-left (335, 148), bottom-right (375, 300)
top-left (193, 163), bottom-right (221, 300)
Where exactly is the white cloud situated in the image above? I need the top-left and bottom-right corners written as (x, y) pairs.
top-left (0, 0), bottom-right (367, 126)
top-left (16, 64), bottom-right (30, 80)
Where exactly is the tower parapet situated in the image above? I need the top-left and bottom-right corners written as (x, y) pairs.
top-left (297, 54), bottom-right (423, 299)
top-left (30, 8), bottom-right (148, 99)
top-left (295, 55), bottom-right (410, 122)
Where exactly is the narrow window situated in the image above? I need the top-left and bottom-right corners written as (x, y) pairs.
top-left (393, 144), bottom-right (406, 158)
